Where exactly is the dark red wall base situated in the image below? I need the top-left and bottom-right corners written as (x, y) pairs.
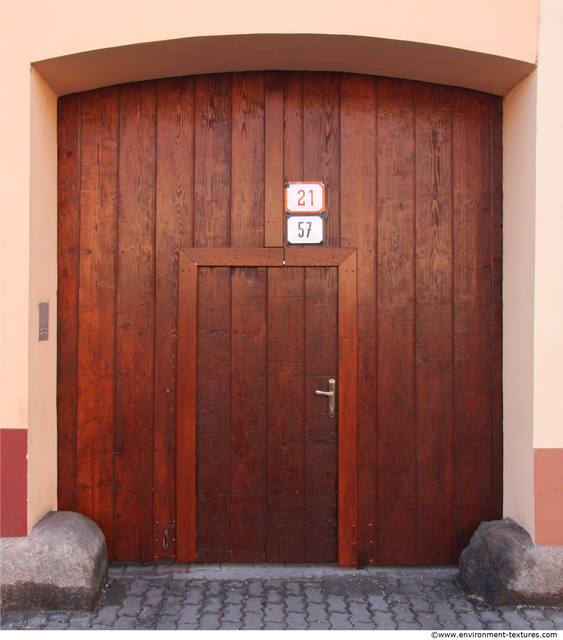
top-left (535, 448), bottom-right (563, 546)
top-left (1, 429), bottom-right (27, 537)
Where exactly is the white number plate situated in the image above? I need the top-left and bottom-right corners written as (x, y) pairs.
top-left (286, 215), bottom-right (324, 245)
top-left (285, 182), bottom-right (325, 213)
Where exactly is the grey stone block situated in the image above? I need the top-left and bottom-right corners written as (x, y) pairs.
top-left (262, 621), bottom-right (286, 629)
top-left (155, 616), bottom-right (178, 630)
top-left (285, 595), bottom-right (306, 612)
top-left (459, 518), bottom-right (563, 607)
top-left (327, 611), bottom-right (352, 629)
top-left (326, 594), bottom-right (347, 613)
top-left (285, 611), bottom-right (307, 628)
top-left (351, 621), bottom-right (376, 630)
top-left (263, 602), bottom-right (285, 622)
top-left (371, 611), bottom-right (397, 629)
top-left (348, 601), bottom-right (371, 622)
top-left (457, 612), bottom-right (486, 629)
top-left (220, 621), bottom-right (243, 629)
top-left (308, 620), bottom-right (330, 630)
top-left (113, 616), bottom-right (136, 629)
top-left (241, 612), bottom-right (264, 629)
top-left (198, 612), bottom-right (222, 629)
top-left (0, 511), bottom-right (108, 611)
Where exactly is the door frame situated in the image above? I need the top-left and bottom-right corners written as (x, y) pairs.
top-left (176, 246), bottom-right (358, 566)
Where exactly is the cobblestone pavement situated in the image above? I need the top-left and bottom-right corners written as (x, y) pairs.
top-left (2, 564), bottom-right (563, 631)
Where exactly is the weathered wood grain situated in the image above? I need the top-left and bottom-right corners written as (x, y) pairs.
top-left (377, 78), bottom-right (417, 565)
top-left (231, 73), bottom-right (264, 247)
top-left (266, 267), bottom-right (306, 562)
top-left (114, 81), bottom-right (157, 561)
top-left (184, 247), bottom-right (283, 266)
top-left (154, 76), bottom-right (195, 560)
top-left (195, 267), bottom-right (231, 562)
top-left (285, 247), bottom-right (354, 266)
top-left (284, 72), bottom-right (304, 186)
top-left (230, 266), bottom-right (268, 561)
top-left (75, 87), bottom-right (119, 558)
top-left (176, 252), bottom-right (198, 562)
top-left (491, 97), bottom-right (504, 522)
top-left (265, 73), bottom-right (284, 247)
top-left (57, 93), bottom-right (82, 515)
top-left (414, 82), bottom-right (455, 564)
top-left (304, 266), bottom-right (339, 563)
top-left (194, 74), bottom-right (231, 248)
top-left (337, 252), bottom-right (358, 566)
top-left (340, 74), bottom-right (377, 565)
top-left (304, 73), bottom-right (340, 246)
top-left (453, 90), bottom-right (493, 557)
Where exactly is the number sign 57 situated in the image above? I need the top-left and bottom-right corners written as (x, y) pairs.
top-left (286, 215), bottom-right (324, 245)
top-left (285, 182), bottom-right (325, 213)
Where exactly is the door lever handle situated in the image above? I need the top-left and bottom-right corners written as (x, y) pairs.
top-left (315, 378), bottom-right (336, 418)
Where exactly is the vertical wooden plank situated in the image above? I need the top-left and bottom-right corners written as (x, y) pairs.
top-left (176, 252), bottom-right (197, 562)
top-left (284, 72), bottom-right (304, 185)
top-left (231, 72), bottom-right (265, 247)
top-left (75, 87), bottom-right (119, 557)
top-left (453, 90), bottom-right (493, 556)
top-left (154, 77), bottom-right (195, 560)
top-left (340, 74), bottom-right (378, 565)
top-left (265, 73), bottom-right (284, 247)
top-left (194, 74), bottom-right (231, 248)
top-left (304, 267), bottom-right (340, 563)
top-left (337, 253), bottom-right (358, 566)
top-left (267, 267), bottom-right (306, 562)
top-left (196, 267), bottom-right (231, 562)
top-left (414, 83), bottom-right (455, 564)
top-left (114, 81), bottom-right (157, 561)
top-left (230, 267), bottom-right (268, 561)
top-left (491, 96), bottom-right (504, 521)
top-left (303, 73), bottom-right (340, 246)
top-left (377, 78), bottom-right (417, 565)
top-left (57, 94), bottom-right (81, 514)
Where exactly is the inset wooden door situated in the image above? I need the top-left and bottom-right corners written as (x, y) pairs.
top-left (177, 248), bottom-right (358, 565)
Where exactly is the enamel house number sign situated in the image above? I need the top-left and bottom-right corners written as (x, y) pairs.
top-left (285, 182), bottom-right (325, 245)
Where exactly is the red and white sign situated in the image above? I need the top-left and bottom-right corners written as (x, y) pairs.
top-left (285, 182), bottom-right (325, 213)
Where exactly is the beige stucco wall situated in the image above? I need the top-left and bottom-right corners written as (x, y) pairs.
top-left (8, 0), bottom-right (539, 65)
top-left (503, 71), bottom-right (538, 537)
top-left (533, 0), bottom-right (563, 450)
top-left (3, 0), bottom-right (559, 538)
top-left (27, 70), bottom-right (60, 529)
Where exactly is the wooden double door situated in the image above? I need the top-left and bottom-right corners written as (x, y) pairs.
top-left (177, 247), bottom-right (358, 565)
top-left (57, 71), bottom-right (503, 565)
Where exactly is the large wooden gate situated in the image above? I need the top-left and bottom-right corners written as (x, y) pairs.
top-left (58, 72), bottom-right (502, 565)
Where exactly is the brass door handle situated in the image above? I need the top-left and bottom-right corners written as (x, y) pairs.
top-left (315, 378), bottom-right (336, 418)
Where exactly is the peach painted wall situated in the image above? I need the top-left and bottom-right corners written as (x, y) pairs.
top-left (503, 71), bottom-right (538, 538)
top-left (533, 0), bottom-right (563, 452)
top-left (3, 0), bottom-right (560, 541)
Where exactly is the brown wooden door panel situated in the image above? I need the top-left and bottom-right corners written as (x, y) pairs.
top-left (58, 72), bottom-right (502, 565)
top-left (177, 248), bottom-right (358, 565)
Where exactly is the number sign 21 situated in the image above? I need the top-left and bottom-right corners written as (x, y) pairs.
top-left (284, 182), bottom-right (325, 214)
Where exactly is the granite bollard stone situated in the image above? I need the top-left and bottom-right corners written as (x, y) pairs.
top-left (458, 518), bottom-right (563, 606)
top-left (0, 511), bottom-right (108, 610)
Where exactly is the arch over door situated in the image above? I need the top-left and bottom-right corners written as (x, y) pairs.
top-left (57, 72), bottom-right (502, 564)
